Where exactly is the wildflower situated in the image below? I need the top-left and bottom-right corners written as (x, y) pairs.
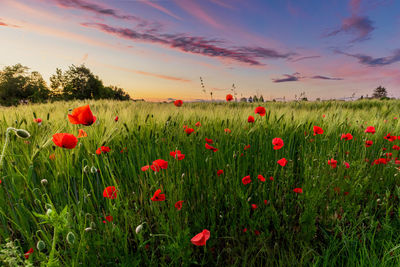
top-left (293, 188), bottom-right (303, 194)
top-left (313, 126), bottom-right (324, 135)
top-left (33, 118), bottom-right (42, 125)
top-left (328, 158), bottom-right (337, 168)
top-left (384, 133), bottom-right (397, 142)
top-left (248, 116), bottom-right (255, 123)
top-left (341, 133), bottom-right (353, 141)
top-left (77, 129), bottom-right (87, 138)
top-left (226, 94), bottom-right (233, 101)
top-left (52, 133), bottom-right (78, 149)
top-left (151, 189), bottom-right (165, 201)
top-left (257, 175), bottom-right (266, 182)
top-left (24, 248), bottom-right (34, 259)
top-left (175, 200), bottom-right (184, 210)
top-left (103, 186), bottom-right (118, 199)
top-left (174, 100), bottom-right (183, 107)
top-left (272, 138), bottom-right (284, 150)
top-left (251, 204), bottom-right (257, 210)
top-left (365, 126), bottom-right (376, 134)
top-left (242, 175), bottom-right (251, 185)
top-left (150, 159), bottom-right (168, 172)
top-left (205, 143), bottom-right (218, 152)
top-left (185, 128), bottom-right (194, 135)
top-left (96, 146), bottom-right (111, 155)
top-left (195, 121), bottom-right (201, 127)
top-left (115, 116), bottom-right (119, 122)
top-left (217, 170), bottom-right (224, 176)
top-left (68, 105), bottom-right (96, 126)
top-left (277, 158), bottom-right (288, 167)
top-left (224, 128), bottom-right (231, 133)
top-left (205, 138), bottom-right (213, 144)
top-left (344, 162), bottom-right (350, 168)
top-left (170, 150), bottom-right (185, 160)
top-left (254, 106), bottom-right (266, 116)
top-left (191, 229), bottom-right (210, 246)
top-left (365, 140), bottom-right (373, 147)
top-left (244, 145), bottom-right (251, 150)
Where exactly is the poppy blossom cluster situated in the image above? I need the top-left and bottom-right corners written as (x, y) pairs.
top-left (226, 94), bottom-right (233, 102)
top-left (328, 158), bottom-right (337, 168)
top-left (170, 150), bottom-right (185, 160)
top-left (254, 106), bottom-right (266, 116)
top-left (384, 133), bottom-right (397, 142)
top-left (365, 126), bottom-right (376, 134)
top-left (96, 146), bottom-right (111, 155)
top-left (341, 133), bottom-right (353, 141)
top-left (205, 143), bottom-right (218, 152)
top-left (142, 159), bottom-right (169, 172)
top-left (174, 100), bottom-right (183, 107)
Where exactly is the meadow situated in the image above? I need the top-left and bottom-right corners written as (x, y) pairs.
top-left (0, 99), bottom-right (400, 266)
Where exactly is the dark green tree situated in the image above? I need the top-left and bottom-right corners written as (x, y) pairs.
top-left (0, 64), bottom-right (49, 106)
top-left (259, 95), bottom-right (264, 102)
top-left (372, 86), bottom-right (388, 99)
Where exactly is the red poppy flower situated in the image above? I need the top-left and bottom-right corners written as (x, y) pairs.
top-left (248, 116), bottom-right (255, 123)
top-left (68, 105), bottom-right (96, 126)
top-left (103, 186), bottom-right (118, 199)
top-left (226, 94), bottom-right (233, 102)
top-left (115, 116), bottom-right (119, 122)
top-left (384, 133), bottom-right (397, 142)
top-left (191, 229), bottom-right (210, 246)
top-left (254, 230), bottom-right (260, 236)
top-left (24, 248), bottom-right (34, 259)
top-left (257, 175), bottom-right (266, 182)
top-left (293, 188), bottom-right (303, 194)
top-left (34, 118), bottom-right (42, 124)
top-left (96, 146), bottom-right (111, 155)
top-left (254, 106), bottom-right (266, 116)
top-left (393, 145), bottom-right (400, 151)
top-left (243, 228), bottom-right (247, 233)
top-left (205, 143), bottom-right (218, 152)
top-left (170, 150), bottom-right (185, 160)
top-left (251, 204), bottom-right (257, 210)
top-left (264, 200), bottom-right (268, 205)
top-left (313, 126), bottom-right (324, 135)
top-left (150, 159), bottom-right (168, 172)
top-left (328, 158), bottom-right (337, 168)
top-left (217, 170), bottom-right (224, 176)
top-left (242, 175), bottom-right (251, 185)
top-left (104, 215), bottom-right (113, 223)
top-left (183, 125), bottom-right (188, 129)
top-left (365, 126), bottom-right (376, 134)
top-left (322, 114), bottom-right (326, 118)
top-left (141, 165), bottom-right (149, 172)
top-left (272, 138), bottom-right (284, 150)
top-left (277, 158), bottom-right (288, 167)
top-left (185, 128), bottom-right (194, 135)
top-left (77, 129), bottom-right (87, 138)
top-left (365, 140), bottom-right (373, 147)
top-left (341, 133), bottom-right (353, 141)
top-left (52, 133), bottom-right (78, 149)
top-left (174, 100), bottom-right (183, 107)
top-left (151, 189), bottom-right (165, 201)
top-left (344, 162), bottom-right (350, 168)
top-left (195, 121), bottom-right (201, 127)
top-left (175, 200), bottom-right (184, 210)
top-left (205, 138), bottom-right (213, 144)
top-left (244, 144), bottom-right (251, 150)
top-left (224, 128), bottom-right (231, 133)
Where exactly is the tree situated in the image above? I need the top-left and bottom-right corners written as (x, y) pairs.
top-left (372, 86), bottom-right (387, 99)
top-left (259, 95), bottom-right (264, 102)
top-left (0, 64), bottom-right (50, 106)
top-left (248, 96), bottom-right (253, 103)
top-left (240, 97), bottom-right (247, 102)
top-left (253, 95), bottom-right (258, 102)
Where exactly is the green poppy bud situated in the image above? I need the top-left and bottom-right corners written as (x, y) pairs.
top-left (36, 240), bottom-right (46, 251)
top-left (66, 232), bottom-right (75, 245)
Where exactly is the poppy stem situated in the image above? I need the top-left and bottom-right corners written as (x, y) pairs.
top-left (47, 227), bottom-right (59, 267)
top-left (0, 128), bottom-right (13, 172)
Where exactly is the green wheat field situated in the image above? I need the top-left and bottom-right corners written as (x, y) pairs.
top-left (1, 100), bottom-right (400, 266)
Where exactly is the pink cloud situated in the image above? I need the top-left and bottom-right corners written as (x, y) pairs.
top-left (140, 0), bottom-right (182, 20)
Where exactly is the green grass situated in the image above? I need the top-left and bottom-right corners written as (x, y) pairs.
top-left (0, 99), bottom-right (400, 266)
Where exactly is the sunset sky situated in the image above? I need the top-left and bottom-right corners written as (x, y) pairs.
top-left (1, 0), bottom-right (400, 101)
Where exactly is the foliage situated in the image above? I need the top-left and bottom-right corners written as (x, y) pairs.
top-left (0, 100), bottom-right (400, 266)
top-left (372, 86), bottom-right (388, 99)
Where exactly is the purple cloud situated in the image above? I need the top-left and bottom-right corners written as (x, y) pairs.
top-left (326, 15), bottom-right (374, 42)
top-left (336, 49), bottom-right (400, 66)
top-left (81, 22), bottom-right (293, 66)
top-left (273, 72), bottom-right (343, 83)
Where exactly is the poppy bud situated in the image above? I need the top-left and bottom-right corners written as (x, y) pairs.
top-left (83, 165), bottom-right (89, 173)
top-left (15, 129), bottom-right (31, 139)
top-left (66, 232), bottom-right (75, 245)
top-left (84, 227), bottom-right (92, 232)
top-left (136, 223), bottom-right (143, 234)
top-left (46, 209), bottom-right (53, 217)
top-left (36, 240), bottom-right (45, 251)
top-left (90, 166), bottom-right (97, 173)
top-left (41, 179), bottom-right (48, 185)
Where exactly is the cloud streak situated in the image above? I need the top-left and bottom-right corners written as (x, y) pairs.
top-left (140, 0), bottom-right (182, 20)
top-left (81, 22), bottom-right (293, 66)
top-left (326, 15), bottom-right (374, 42)
top-left (0, 18), bottom-right (20, 28)
top-left (272, 72), bottom-right (343, 83)
top-left (335, 49), bottom-right (400, 66)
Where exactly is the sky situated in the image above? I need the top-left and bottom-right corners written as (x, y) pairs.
top-left (1, 0), bottom-right (400, 101)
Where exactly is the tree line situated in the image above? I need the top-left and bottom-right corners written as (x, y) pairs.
top-left (0, 64), bottom-right (131, 106)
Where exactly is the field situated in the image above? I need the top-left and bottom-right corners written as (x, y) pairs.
top-left (0, 100), bottom-right (400, 266)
